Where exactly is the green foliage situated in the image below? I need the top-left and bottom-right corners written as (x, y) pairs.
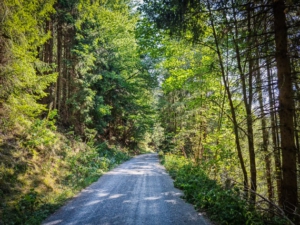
top-left (0, 132), bottom-right (131, 225)
top-left (0, 0), bottom-right (57, 130)
top-left (0, 0), bottom-right (154, 223)
top-left (65, 142), bottom-right (131, 189)
top-left (158, 150), bottom-right (164, 158)
top-left (163, 154), bottom-right (288, 225)
top-left (21, 116), bottom-right (57, 153)
top-left (2, 190), bottom-right (62, 225)
top-left (140, 0), bottom-right (207, 42)
top-left (140, 1), bottom-right (300, 222)
top-left (149, 37), bottom-right (238, 178)
top-left (63, 0), bottom-right (157, 146)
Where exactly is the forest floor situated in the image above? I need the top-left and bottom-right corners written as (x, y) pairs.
top-left (42, 153), bottom-right (211, 225)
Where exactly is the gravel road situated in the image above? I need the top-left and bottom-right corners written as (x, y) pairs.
top-left (42, 153), bottom-right (211, 225)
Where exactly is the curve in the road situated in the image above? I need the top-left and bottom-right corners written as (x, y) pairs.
top-left (42, 153), bottom-right (211, 225)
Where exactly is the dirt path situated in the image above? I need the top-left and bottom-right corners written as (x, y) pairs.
top-left (42, 153), bottom-right (211, 225)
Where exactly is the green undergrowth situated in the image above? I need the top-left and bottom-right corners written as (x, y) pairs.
top-left (161, 154), bottom-right (288, 225)
top-left (0, 120), bottom-right (130, 225)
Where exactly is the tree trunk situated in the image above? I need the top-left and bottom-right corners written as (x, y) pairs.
top-left (40, 18), bottom-right (54, 111)
top-left (231, 0), bottom-right (256, 200)
top-left (62, 27), bottom-right (68, 125)
top-left (291, 62), bottom-right (300, 193)
top-left (257, 59), bottom-right (273, 208)
top-left (206, 0), bottom-right (249, 195)
top-left (273, 0), bottom-right (298, 218)
top-left (56, 21), bottom-right (63, 115)
top-left (268, 69), bottom-right (282, 206)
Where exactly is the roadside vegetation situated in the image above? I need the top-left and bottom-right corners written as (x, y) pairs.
top-left (0, 0), bottom-right (154, 224)
top-left (0, 120), bottom-right (130, 224)
top-left (1, 0), bottom-right (300, 224)
top-left (161, 153), bottom-right (289, 225)
top-left (141, 0), bottom-right (300, 224)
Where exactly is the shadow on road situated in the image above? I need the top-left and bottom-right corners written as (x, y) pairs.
top-left (42, 154), bottom-right (210, 225)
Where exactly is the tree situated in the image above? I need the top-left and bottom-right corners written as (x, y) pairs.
top-left (0, 0), bottom-right (56, 130)
top-left (141, 0), bottom-right (299, 221)
top-left (273, 0), bottom-right (298, 217)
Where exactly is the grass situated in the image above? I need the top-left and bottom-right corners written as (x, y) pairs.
top-left (161, 153), bottom-right (289, 225)
top-left (0, 121), bottom-right (131, 225)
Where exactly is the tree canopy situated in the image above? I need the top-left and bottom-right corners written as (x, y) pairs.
top-left (0, 0), bottom-right (300, 224)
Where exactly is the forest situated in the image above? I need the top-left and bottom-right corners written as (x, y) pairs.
top-left (0, 0), bottom-right (299, 224)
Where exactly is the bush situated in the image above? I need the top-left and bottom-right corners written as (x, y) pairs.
top-left (158, 150), bottom-right (164, 158)
top-left (0, 132), bottom-right (131, 225)
top-left (163, 154), bottom-right (288, 225)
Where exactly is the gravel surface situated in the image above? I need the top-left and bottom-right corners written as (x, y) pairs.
top-left (42, 153), bottom-right (211, 225)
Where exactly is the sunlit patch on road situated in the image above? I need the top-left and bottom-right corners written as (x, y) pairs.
top-left (42, 154), bottom-right (211, 225)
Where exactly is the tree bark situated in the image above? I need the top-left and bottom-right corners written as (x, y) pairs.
top-left (267, 69), bottom-right (282, 206)
top-left (257, 58), bottom-right (273, 208)
top-left (56, 21), bottom-right (63, 114)
top-left (40, 18), bottom-right (54, 111)
top-left (231, 1), bottom-right (257, 202)
top-left (206, 0), bottom-right (249, 195)
top-left (62, 26), bottom-right (68, 125)
top-left (273, 0), bottom-right (298, 218)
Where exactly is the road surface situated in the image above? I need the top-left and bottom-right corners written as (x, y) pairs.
top-left (42, 153), bottom-right (211, 225)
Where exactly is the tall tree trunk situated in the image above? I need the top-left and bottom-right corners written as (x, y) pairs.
top-left (196, 110), bottom-right (205, 163)
top-left (206, 0), bottom-right (249, 195)
top-left (263, 12), bottom-right (282, 207)
top-left (56, 21), bottom-right (63, 114)
top-left (257, 58), bottom-right (273, 208)
top-left (40, 18), bottom-right (54, 111)
top-left (62, 27), bottom-right (68, 125)
top-left (273, 0), bottom-right (298, 218)
top-left (294, 85), bottom-right (300, 149)
top-left (291, 61), bottom-right (300, 191)
top-left (231, 0), bottom-right (256, 201)
top-left (268, 69), bottom-right (282, 206)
